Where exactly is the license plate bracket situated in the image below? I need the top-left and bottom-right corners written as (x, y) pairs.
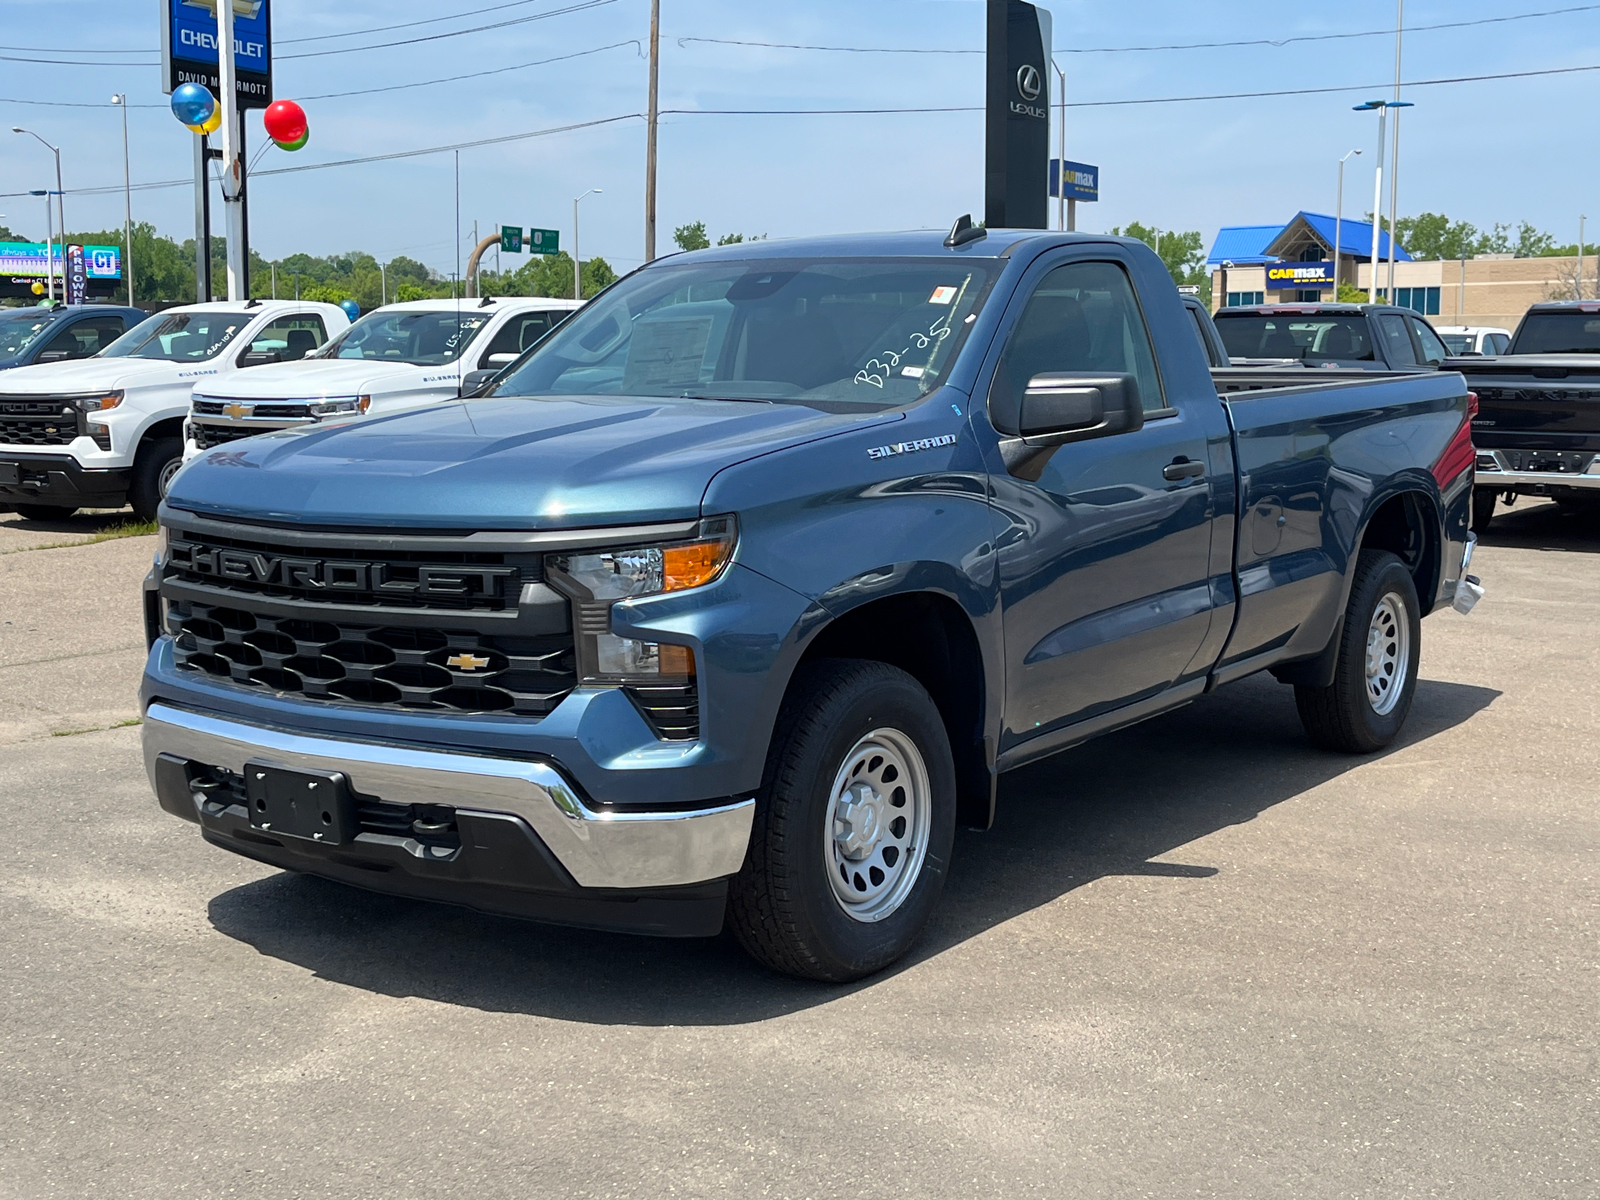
top-left (245, 762), bottom-right (356, 844)
top-left (0, 463), bottom-right (19, 486)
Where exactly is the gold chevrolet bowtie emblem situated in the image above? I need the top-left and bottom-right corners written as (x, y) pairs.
top-left (222, 401), bottom-right (252, 421)
top-left (446, 652), bottom-right (491, 672)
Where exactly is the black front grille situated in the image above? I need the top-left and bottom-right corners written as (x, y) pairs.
top-left (191, 423), bottom-right (268, 450)
top-left (169, 598), bottom-right (575, 718)
top-left (194, 399), bottom-right (318, 420)
top-left (0, 400), bottom-right (79, 446)
top-left (166, 527), bottom-right (529, 612)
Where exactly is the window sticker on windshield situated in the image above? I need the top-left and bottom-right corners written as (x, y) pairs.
top-left (854, 314), bottom-right (953, 388)
top-left (900, 366), bottom-right (925, 378)
top-left (929, 286), bottom-right (958, 305)
top-left (624, 316), bottom-right (714, 391)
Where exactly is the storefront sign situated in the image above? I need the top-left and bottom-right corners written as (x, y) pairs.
top-left (1266, 261), bottom-right (1335, 289)
top-left (162, 0), bottom-right (273, 110)
top-left (1050, 159), bottom-right (1099, 202)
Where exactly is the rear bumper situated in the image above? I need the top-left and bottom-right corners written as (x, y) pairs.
top-left (141, 701), bottom-right (755, 936)
top-left (0, 454), bottom-right (130, 508)
top-left (1475, 450), bottom-right (1600, 493)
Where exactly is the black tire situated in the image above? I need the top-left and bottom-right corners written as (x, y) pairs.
top-left (1295, 550), bottom-right (1422, 754)
top-left (128, 435), bottom-right (181, 522)
top-left (13, 503), bottom-right (78, 521)
top-left (728, 659), bottom-right (957, 982)
top-left (1470, 486), bottom-right (1497, 533)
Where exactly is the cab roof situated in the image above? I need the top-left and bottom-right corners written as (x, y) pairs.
top-left (371, 296), bottom-right (585, 314)
top-left (652, 227), bottom-right (1130, 263)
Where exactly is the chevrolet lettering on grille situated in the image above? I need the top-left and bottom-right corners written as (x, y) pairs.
top-left (168, 538), bottom-right (517, 600)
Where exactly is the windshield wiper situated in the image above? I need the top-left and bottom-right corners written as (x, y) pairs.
top-left (674, 392), bottom-right (775, 404)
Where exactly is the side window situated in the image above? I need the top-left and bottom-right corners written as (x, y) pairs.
top-left (1376, 313), bottom-right (1419, 367)
top-left (479, 313), bottom-right (554, 366)
top-left (991, 260), bottom-right (1166, 434)
top-left (1488, 333), bottom-right (1510, 355)
top-left (1409, 317), bottom-right (1449, 366)
top-left (38, 317), bottom-right (126, 361)
top-left (241, 313), bottom-right (328, 365)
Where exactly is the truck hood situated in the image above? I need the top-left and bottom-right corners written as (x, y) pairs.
top-left (166, 394), bottom-right (901, 530)
top-left (201, 358), bottom-right (445, 399)
top-left (0, 355), bottom-right (224, 394)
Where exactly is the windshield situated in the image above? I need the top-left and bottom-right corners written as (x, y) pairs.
top-left (0, 310), bottom-right (60, 358)
top-left (322, 309), bottom-right (491, 365)
top-left (1440, 333), bottom-right (1476, 354)
top-left (1511, 312), bottom-right (1600, 354)
top-left (100, 310), bottom-right (250, 362)
top-left (1215, 314), bottom-right (1376, 362)
top-left (490, 256), bottom-right (998, 411)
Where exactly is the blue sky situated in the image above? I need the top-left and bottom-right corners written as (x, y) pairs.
top-left (2, 0), bottom-right (1598, 277)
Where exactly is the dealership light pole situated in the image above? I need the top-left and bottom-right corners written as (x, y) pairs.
top-left (28, 189), bottom-right (54, 301)
top-left (215, 0), bottom-right (246, 300)
top-left (1354, 101), bottom-right (1390, 303)
top-left (1386, 0), bottom-right (1405, 301)
top-left (1333, 149), bottom-right (1361, 297)
top-left (574, 188), bottom-right (601, 300)
top-left (111, 95), bottom-right (135, 306)
top-left (1052, 59), bottom-right (1067, 231)
top-left (14, 127), bottom-right (65, 298)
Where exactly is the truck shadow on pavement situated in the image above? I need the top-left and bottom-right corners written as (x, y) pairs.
top-left (1480, 499), bottom-right (1600, 554)
top-left (206, 671), bottom-right (1498, 1022)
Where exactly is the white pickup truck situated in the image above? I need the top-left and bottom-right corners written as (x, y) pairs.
top-left (184, 296), bottom-right (583, 457)
top-left (0, 299), bottom-right (347, 521)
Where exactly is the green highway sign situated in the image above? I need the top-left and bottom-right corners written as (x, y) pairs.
top-left (500, 225), bottom-right (523, 253)
top-left (528, 228), bottom-right (560, 256)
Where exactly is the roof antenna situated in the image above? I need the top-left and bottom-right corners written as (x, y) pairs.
top-left (944, 214), bottom-right (986, 248)
top-left (477, 295), bottom-right (495, 307)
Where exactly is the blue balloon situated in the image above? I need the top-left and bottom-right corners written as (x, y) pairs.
top-left (339, 299), bottom-right (360, 321)
top-left (170, 82), bottom-right (216, 128)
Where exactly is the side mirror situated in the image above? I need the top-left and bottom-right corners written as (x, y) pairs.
top-left (36, 349), bottom-right (73, 363)
top-left (484, 352), bottom-right (518, 367)
top-left (1003, 372), bottom-right (1145, 481)
top-left (239, 350), bottom-right (283, 367)
top-left (460, 368), bottom-right (498, 397)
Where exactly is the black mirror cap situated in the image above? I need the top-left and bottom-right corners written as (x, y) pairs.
top-left (460, 368), bottom-right (498, 397)
top-left (1018, 373), bottom-right (1144, 440)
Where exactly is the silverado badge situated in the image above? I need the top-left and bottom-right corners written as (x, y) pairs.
top-left (446, 653), bottom-right (491, 672)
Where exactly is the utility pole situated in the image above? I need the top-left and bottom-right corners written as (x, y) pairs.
top-left (644, 0), bottom-right (660, 262)
top-left (1053, 61), bottom-right (1066, 232)
top-left (1386, 0), bottom-right (1404, 301)
top-left (112, 95), bottom-right (134, 305)
top-left (217, 0), bottom-right (245, 300)
top-left (1580, 215), bottom-right (1588, 301)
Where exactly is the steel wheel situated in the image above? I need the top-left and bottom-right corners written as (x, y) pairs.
top-left (157, 455), bottom-right (183, 498)
top-left (1365, 591), bottom-right (1410, 716)
top-left (824, 727), bottom-right (931, 923)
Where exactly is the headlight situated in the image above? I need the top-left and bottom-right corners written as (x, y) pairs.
top-left (547, 516), bottom-right (736, 683)
top-left (308, 395), bottom-right (369, 418)
top-left (154, 524), bottom-right (170, 566)
top-left (71, 391), bottom-right (123, 413)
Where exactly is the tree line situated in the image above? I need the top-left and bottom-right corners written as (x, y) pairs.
top-left (0, 221), bottom-right (615, 309)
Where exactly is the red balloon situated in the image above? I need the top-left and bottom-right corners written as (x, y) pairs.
top-left (262, 100), bottom-right (307, 144)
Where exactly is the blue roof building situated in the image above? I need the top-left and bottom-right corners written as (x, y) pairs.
top-left (1208, 211), bottom-right (1413, 308)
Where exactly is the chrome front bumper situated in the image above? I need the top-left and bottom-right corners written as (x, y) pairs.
top-left (141, 702), bottom-right (754, 889)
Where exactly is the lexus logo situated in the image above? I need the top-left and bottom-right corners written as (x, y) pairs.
top-left (1016, 64), bottom-right (1042, 102)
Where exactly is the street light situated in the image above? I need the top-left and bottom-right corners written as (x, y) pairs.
top-left (1353, 101), bottom-right (1409, 303)
top-left (13, 127), bottom-right (64, 276)
top-left (111, 95), bottom-right (134, 306)
top-left (1333, 149), bottom-right (1362, 298)
top-left (573, 188), bottom-right (602, 301)
top-left (28, 188), bottom-right (55, 302)
top-left (1219, 259), bottom-right (1235, 312)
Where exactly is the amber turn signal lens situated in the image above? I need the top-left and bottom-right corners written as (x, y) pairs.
top-left (658, 643), bottom-right (695, 676)
top-left (663, 539), bottom-right (734, 593)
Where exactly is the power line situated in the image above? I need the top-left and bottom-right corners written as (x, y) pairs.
top-left (278, 0), bottom-right (557, 44)
top-left (278, 0), bottom-right (617, 60)
top-left (299, 40), bottom-right (640, 100)
top-left (0, 96), bottom-right (164, 109)
top-left (676, 4), bottom-right (1600, 57)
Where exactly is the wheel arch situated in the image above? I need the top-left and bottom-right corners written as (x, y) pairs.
top-left (792, 589), bottom-right (994, 830)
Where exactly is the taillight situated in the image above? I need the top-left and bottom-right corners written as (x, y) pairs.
top-left (1467, 390), bottom-right (1479, 418)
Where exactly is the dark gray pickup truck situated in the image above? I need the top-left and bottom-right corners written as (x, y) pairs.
top-left (1215, 302), bottom-right (1451, 372)
top-left (1454, 301), bottom-right (1600, 530)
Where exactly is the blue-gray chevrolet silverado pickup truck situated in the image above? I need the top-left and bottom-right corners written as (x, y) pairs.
top-left (140, 225), bottom-right (1481, 981)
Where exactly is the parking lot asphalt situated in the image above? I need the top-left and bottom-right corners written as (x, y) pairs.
top-left (1, 500), bottom-right (1596, 1199)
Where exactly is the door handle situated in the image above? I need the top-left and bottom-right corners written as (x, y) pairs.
top-left (1163, 458), bottom-right (1206, 481)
